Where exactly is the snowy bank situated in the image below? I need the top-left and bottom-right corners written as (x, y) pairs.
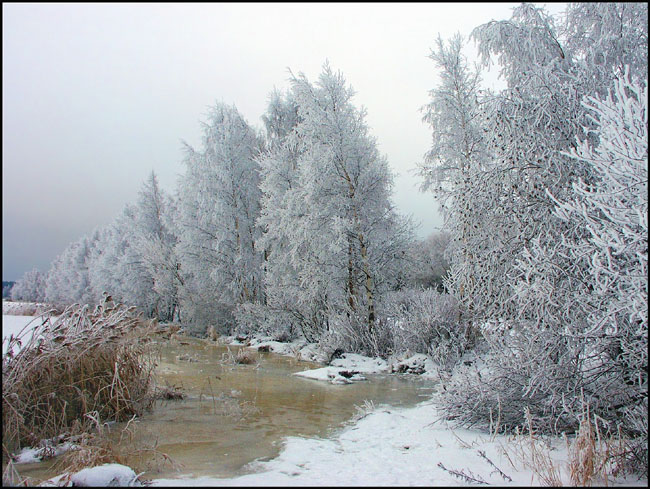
top-left (223, 334), bottom-right (443, 380)
top-left (2, 300), bottom-right (56, 316)
top-left (11, 441), bottom-right (77, 464)
top-left (293, 352), bottom-right (389, 384)
top-left (222, 335), bottom-right (329, 363)
top-left (149, 400), bottom-right (647, 487)
top-left (41, 463), bottom-right (141, 487)
top-left (2, 314), bottom-right (53, 355)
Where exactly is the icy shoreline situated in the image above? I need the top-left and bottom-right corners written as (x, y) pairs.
top-left (221, 334), bottom-right (443, 383)
top-left (149, 398), bottom-right (646, 487)
top-left (4, 318), bottom-right (645, 487)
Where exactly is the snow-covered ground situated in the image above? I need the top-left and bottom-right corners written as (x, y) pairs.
top-left (2, 314), bottom-right (42, 339)
top-left (40, 464), bottom-right (141, 487)
top-left (149, 399), bottom-right (645, 487)
top-left (2, 314), bottom-right (45, 354)
top-left (2, 300), bottom-right (55, 316)
top-left (8, 324), bottom-right (646, 487)
top-left (12, 441), bottom-right (77, 464)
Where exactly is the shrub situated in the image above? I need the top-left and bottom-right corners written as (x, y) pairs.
top-left (325, 310), bottom-right (394, 359)
top-left (378, 289), bottom-right (470, 369)
top-left (233, 303), bottom-right (298, 342)
top-left (2, 302), bottom-right (156, 456)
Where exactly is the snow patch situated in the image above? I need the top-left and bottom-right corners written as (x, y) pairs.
top-left (293, 367), bottom-right (366, 384)
top-left (293, 352), bottom-right (388, 384)
top-left (330, 352), bottom-right (389, 373)
top-left (42, 463), bottom-right (141, 487)
top-left (12, 442), bottom-right (76, 464)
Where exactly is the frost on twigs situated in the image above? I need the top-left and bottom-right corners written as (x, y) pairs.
top-left (424, 2), bottom-right (647, 476)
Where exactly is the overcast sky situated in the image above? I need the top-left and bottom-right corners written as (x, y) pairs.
top-left (2, 2), bottom-right (566, 281)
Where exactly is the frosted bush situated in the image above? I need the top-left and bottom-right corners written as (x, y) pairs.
top-left (233, 303), bottom-right (298, 342)
top-left (378, 289), bottom-right (469, 369)
top-left (325, 309), bottom-right (394, 359)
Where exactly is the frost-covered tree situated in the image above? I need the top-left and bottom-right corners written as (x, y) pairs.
top-left (87, 223), bottom-right (128, 305)
top-left (529, 71), bottom-right (647, 445)
top-left (80, 175), bottom-right (182, 321)
top-left (109, 204), bottom-right (160, 316)
top-left (251, 89), bottom-right (305, 337)
top-left (564, 2), bottom-right (648, 96)
top-left (418, 32), bottom-right (492, 325)
top-left (421, 3), bottom-right (648, 453)
top-left (176, 103), bottom-right (264, 330)
top-left (45, 233), bottom-right (99, 306)
top-left (10, 268), bottom-right (46, 302)
top-left (272, 62), bottom-right (413, 351)
top-left (131, 172), bottom-right (182, 321)
top-left (411, 230), bottom-right (451, 291)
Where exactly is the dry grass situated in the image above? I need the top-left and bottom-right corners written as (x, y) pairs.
top-left (567, 404), bottom-right (629, 486)
top-left (500, 408), bottom-right (565, 486)
top-left (499, 404), bottom-right (632, 487)
top-left (52, 414), bottom-right (181, 478)
top-left (221, 347), bottom-right (257, 366)
top-left (2, 301), bottom-right (157, 457)
top-left (236, 348), bottom-right (257, 365)
top-left (2, 460), bottom-right (40, 487)
top-left (206, 325), bottom-right (218, 342)
top-left (155, 383), bottom-right (185, 401)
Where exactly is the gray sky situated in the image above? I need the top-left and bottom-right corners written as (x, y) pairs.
top-left (2, 2), bottom-right (566, 281)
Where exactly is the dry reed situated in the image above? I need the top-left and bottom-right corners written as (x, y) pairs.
top-left (51, 414), bottom-right (182, 478)
top-left (567, 403), bottom-right (629, 486)
top-left (2, 301), bottom-right (157, 457)
top-left (500, 408), bottom-right (564, 486)
top-left (221, 347), bottom-right (257, 366)
top-left (500, 403), bottom-right (631, 486)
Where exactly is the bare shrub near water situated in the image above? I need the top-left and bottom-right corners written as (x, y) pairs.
top-left (378, 289), bottom-right (471, 368)
top-left (2, 301), bottom-right (157, 456)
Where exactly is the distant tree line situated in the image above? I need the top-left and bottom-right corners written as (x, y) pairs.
top-left (2, 281), bottom-right (16, 299)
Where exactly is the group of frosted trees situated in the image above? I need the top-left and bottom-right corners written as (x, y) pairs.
top-left (37, 171), bottom-right (182, 321)
top-left (15, 62), bottom-right (426, 354)
top-left (418, 2), bottom-right (647, 472)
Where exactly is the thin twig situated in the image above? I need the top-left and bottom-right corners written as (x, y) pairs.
top-left (477, 449), bottom-right (512, 482)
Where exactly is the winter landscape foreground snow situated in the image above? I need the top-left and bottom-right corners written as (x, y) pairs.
top-left (3, 314), bottom-right (647, 487)
top-left (149, 399), bottom-right (647, 487)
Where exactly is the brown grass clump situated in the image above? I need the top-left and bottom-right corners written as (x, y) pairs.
top-left (206, 325), bottom-right (218, 342)
top-left (220, 347), bottom-right (257, 366)
top-left (236, 348), bottom-right (256, 365)
top-left (155, 384), bottom-right (185, 401)
top-left (2, 301), bottom-right (157, 457)
top-left (567, 404), bottom-right (629, 486)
